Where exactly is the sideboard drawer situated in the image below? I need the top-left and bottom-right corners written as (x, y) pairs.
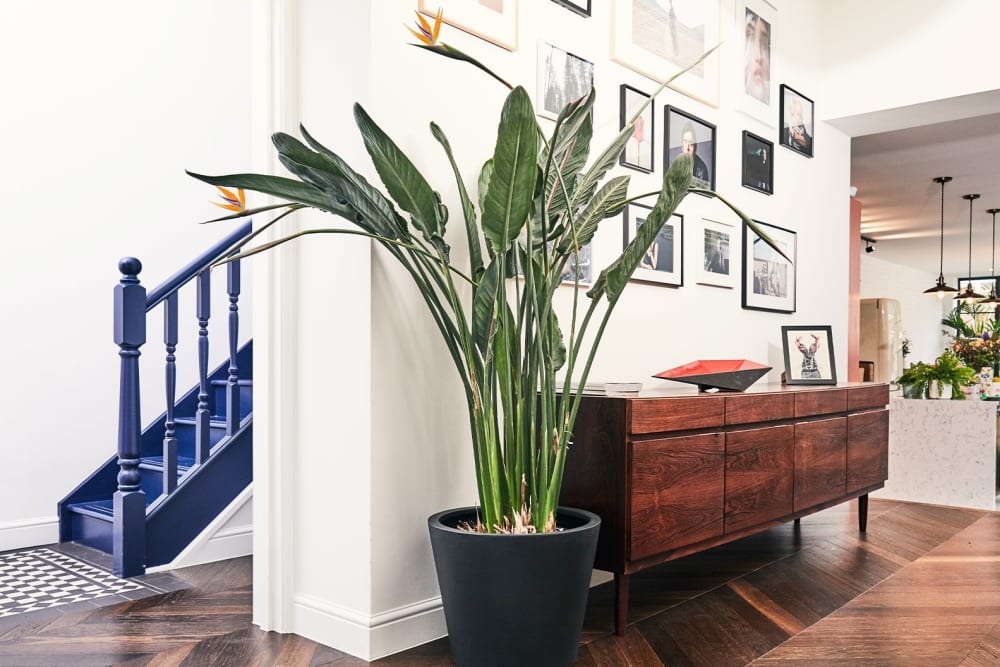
top-left (847, 409), bottom-right (889, 493)
top-left (724, 424), bottom-right (794, 532)
top-left (795, 389), bottom-right (847, 417)
top-left (630, 433), bottom-right (724, 560)
top-left (629, 396), bottom-right (726, 435)
top-left (794, 416), bottom-right (847, 511)
top-left (726, 392), bottom-right (795, 425)
top-left (848, 384), bottom-right (890, 411)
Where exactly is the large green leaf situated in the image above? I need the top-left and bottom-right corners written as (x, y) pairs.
top-left (354, 104), bottom-right (442, 245)
top-left (571, 122), bottom-right (633, 212)
top-left (431, 122), bottom-right (484, 278)
top-left (472, 260), bottom-right (502, 356)
top-left (185, 171), bottom-right (349, 217)
top-left (542, 89), bottom-right (595, 219)
top-left (589, 154), bottom-right (692, 303)
top-left (555, 175), bottom-right (630, 255)
top-left (295, 125), bottom-right (411, 240)
top-left (481, 87), bottom-right (539, 254)
top-left (272, 133), bottom-right (403, 240)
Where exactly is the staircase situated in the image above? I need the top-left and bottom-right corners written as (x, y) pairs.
top-left (58, 222), bottom-right (254, 576)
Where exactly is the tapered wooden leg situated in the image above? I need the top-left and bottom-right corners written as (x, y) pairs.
top-left (793, 518), bottom-right (801, 525)
top-left (858, 493), bottom-right (869, 532)
top-left (614, 572), bottom-right (629, 636)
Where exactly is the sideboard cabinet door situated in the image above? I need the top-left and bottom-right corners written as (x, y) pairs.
top-left (847, 409), bottom-right (890, 494)
top-left (724, 424), bottom-right (794, 533)
top-left (794, 417), bottom-right (847, 511)
top-left (630, 433), bottom-right (724, 560)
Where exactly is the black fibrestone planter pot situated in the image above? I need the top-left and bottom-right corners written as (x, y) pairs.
top-left (428, 506), bottom-right (600, 667)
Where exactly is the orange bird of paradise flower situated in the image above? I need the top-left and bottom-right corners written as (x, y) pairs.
top-left (211, 185), bottom-right (246, 213)
top-left (406, 9), bottom-right (512, 89)
top-left (407, 7), bottom-right (442, 45)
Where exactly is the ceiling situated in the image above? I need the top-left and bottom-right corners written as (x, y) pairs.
top-left (851, 111), bottom-right (1000, 280)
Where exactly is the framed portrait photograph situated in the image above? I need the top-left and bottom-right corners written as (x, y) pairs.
top-left (665, 106), bottom-right (715, 191)
top-left (537, 42), bottom-right (595, 120)
top-left (419, 0), bottom-right (518, 51)
top-left (610, 0), bottom-right (721, 107)
top-left (696, 218), bottom-right (736, 288)
top-left (779, 84), bottom-right (814, 157)
top-left (781, 325), bottom-right (837, 385)
top-left (551, 0), bottom-right (590, 17)
top-left (620, 85), bottom-right (654, 173)
top-left (737, 0), bottom-right (776, 125)
top-left (741, 130), bottom-right (773, 195)
top-left (742, 220), bottom-right (795, 313)
top-left (623, 203), bottom-right (683, 287)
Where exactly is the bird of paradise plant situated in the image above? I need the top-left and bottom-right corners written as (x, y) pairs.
top-left (188, 11), bottom-right (784, 534)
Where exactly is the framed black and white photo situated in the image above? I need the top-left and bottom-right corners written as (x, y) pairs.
top-left (551, 0), bottom-right (590, 17)
top-left (559, 240), bottom-right (593, 285)
top-left (620, 85), bottom-right (654, 173)
top-left (665, 106), bottom-right (715, 190)
top-left (781, 325), bottom-right (837, 385)
top-left (742, 220), bottom-right (795, 312)
top-left (737, 0), bottom-right (776, 125)
top-left (624, 203), bottom-right (683, 287)
top-left (537, 42), bottom-right (594, 121)
top-left (741, 130), bottom-right (773, 195)
top-left (696, 218), bottom-right (736, 288)
top-left (779, 84), bottom-right (814, 157)
top-left (610, 0), bottom-right (721, 107)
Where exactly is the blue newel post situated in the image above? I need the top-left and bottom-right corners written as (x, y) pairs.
top-left (114, 257), bottom-right (147, 577)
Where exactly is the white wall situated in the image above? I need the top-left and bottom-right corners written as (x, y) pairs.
top-left (860, 253), bottom-right (948, 365)
top-left (0, 1), bottom-right (253, 548)
top-left (820, 0), bottom-right (1000, 131)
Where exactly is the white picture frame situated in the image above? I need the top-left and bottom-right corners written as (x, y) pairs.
top-left (696, 218), bottom-right (736, 288)
top-left (610, 0), bottom-right (721, 108)
top-left (624, 203), bottom-right (683, 287)
top-left (737, 0), bottom-right (776, 126)
top-left (419, 0), bottom-right (519, 51)
top-left (537, 41), bottom-right (595, 121)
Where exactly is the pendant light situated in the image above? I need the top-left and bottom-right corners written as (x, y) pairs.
top-left (955, 193), bottom-right (983, 304)
top-left (981, 207), bottom-right (1000, 305)
top-left (924, 176), bottom-right (958, 297)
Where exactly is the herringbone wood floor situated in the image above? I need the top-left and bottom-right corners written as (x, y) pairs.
top-left (0, 499), bottom-right (997, 665)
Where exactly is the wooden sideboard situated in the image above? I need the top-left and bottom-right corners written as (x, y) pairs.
top-left (560, 382), bottom-right (889, 636)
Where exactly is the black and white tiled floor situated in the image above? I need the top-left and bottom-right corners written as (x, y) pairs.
top-left (0, 544), bottom-right (185, 623)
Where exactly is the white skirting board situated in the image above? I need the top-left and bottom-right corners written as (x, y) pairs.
top-left (291, 593), bottom-right (446, 661)
top-left (0, 516), bottom-right (59, 553)
top-left (146, 484), bottom-right (254, 572)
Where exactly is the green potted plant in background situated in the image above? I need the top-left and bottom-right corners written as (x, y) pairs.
top-left (896, 361), bottom-right (930, 398)
top-left (188, 11), bottom-right (783, 666)
top-left (925, 350), bottom-right (976, 399)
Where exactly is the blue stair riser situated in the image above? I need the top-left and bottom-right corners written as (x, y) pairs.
top-left (68, 510), bottom-right (113, 554)
top-left (210, 381), bottom-right (253, 421)
top-left (172, 419), bottom-right (229, 461)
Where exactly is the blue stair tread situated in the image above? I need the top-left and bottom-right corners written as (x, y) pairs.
top-left (174, 417), bottom-right (228, 428)
top-left (67, 499), bottom-right (114, 521)
top-left (140, 455), bottom-right (196, 472)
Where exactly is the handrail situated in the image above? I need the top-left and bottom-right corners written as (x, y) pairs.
top-left (145, 221), bottom-right (252, 311)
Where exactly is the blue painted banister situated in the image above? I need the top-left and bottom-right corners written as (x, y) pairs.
top-left (226, 257), bottom-right (241, 435)
top-left (144, 220), bottom-right (252, 311)
top-left (113, 257), bottom-right (147, 577)
top-left (195, 269), bottom-right (211, 464)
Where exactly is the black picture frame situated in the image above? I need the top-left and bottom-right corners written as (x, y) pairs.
top-left (664, 106), bottom-right (716, 191)
top-left (619, 84), bottom-right (654, 173)
top-left (779, 84), bottom-right (814, 157)
top-left (537, 42), bottom-right (594, 121)
top-left (781, 325), bottom-right (837, 385)
top-left (741, 130), bottom-right (773, 194)
top-left (623, 203), bottom-right (683, 287)
top-left (742, 219), bottom-right (796, 313)
top-left (551, 0), bottom-right (591, 17)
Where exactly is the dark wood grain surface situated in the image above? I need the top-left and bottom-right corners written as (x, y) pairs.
top-left (847, 409), bottom-right (890, 494)
top-left (0, 499), bottom-right (993, 665)
top-left (793, 388), bottom-right (847, 418)
top-left (724, 425), bottom-right (794, 533)
top-left (630, 433), bottom-right (725, 559)
top-left (794, 417), bottom-right (847, 511)
top-left (629, 395), bottom-right (726, 434)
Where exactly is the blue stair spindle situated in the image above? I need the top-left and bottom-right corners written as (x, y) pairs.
top-left (226, 257), bottom-right (241, 435)
top-left (195, 269), bottom-right (211, 464)
top-left (113, 257), bottom-right (147, 577)
top-left (162, 292), bottom-right (179, 495)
